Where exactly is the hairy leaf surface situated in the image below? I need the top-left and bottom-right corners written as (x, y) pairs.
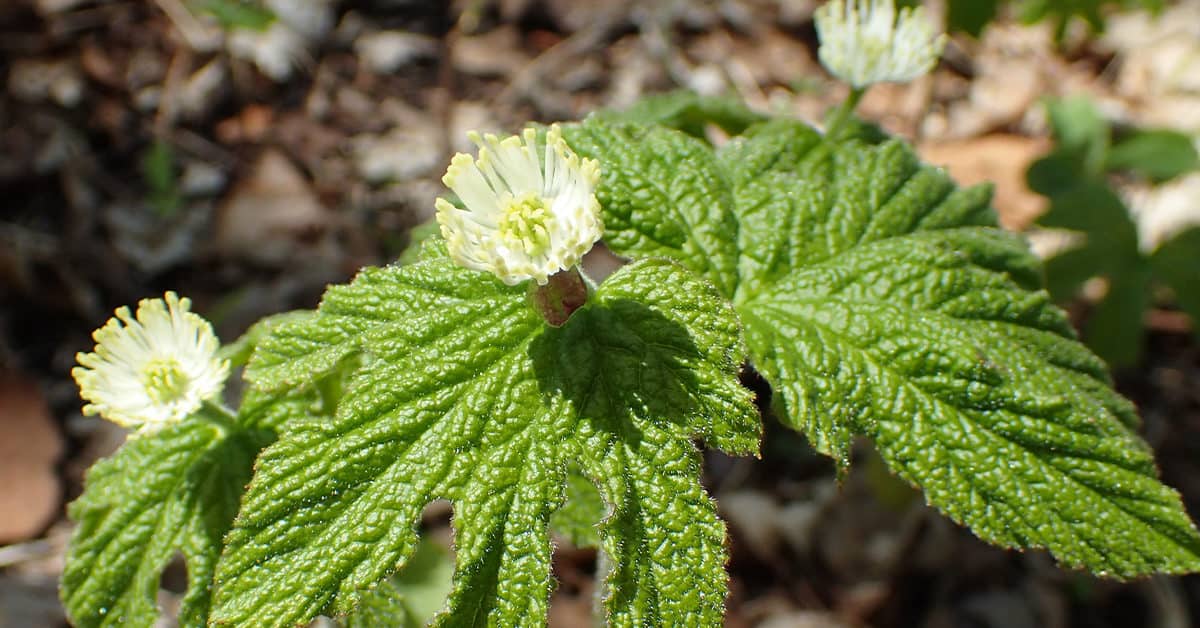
top-left (563, 121), bottom-right (741, 297)
top-left (564, 116), bottom-right (1200, 577)
top-left (734, 124), bottom-right (1200, 576)
top-left (214, 251), bottom-right (759, 627)
top-left (60, 390), bottom-right (306, 627)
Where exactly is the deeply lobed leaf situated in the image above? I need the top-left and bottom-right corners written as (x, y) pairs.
top-left (563, 121), bottom-right (741, 298)
top-left (215, 250), bottom-right (759, 627)
top-left (61, 398), bottom-right (297, 627)
top-left (729, 126), bottom-right (1200, 576)
top-left (565, 115), bottom-right (1200, 578)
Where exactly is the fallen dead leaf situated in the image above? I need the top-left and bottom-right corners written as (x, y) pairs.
top-left (214, 149), bottom-right (337, 266)
top-left (0, 371), bottom-right (63, 544)
top-left (353, 125), bottom-right (444, 184)
top-left (452, 26), bottom-right (530, 77)
top-left (354, 30), bottom-right (438, 75)
top-left (918, 135), bottom-right (1051, 230)
top-left (859, 78), bottom-right (933, 139)
top-left (215, 104), bottom-right (276, 145)
top-left (968, 58), bottom-right (1044, 128)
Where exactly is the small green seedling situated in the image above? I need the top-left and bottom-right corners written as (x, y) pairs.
top-left (1028, 96), bottom-right (1200, 367)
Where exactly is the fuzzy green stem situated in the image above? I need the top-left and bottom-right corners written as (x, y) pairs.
top-left (826, 85), bottom-right (867, 139)
top-left (529, 266), bottom-right (589, 327)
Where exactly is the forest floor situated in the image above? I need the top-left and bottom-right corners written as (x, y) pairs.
top-left (2, 1), bottom-right (1200, 626)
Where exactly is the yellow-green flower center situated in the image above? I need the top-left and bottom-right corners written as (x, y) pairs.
top-left (142, 358), bottom-right (190, 405)
top-left (498, 193), bottom-right (553, 256)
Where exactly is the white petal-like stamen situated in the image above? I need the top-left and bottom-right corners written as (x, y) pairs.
top-left (72, 292), bottom-right (229, 434)
top-left (436, 125), bottom-right (603, 286)
top-left (815, 0), bottom-right (946, 88)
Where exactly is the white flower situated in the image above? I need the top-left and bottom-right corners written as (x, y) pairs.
top-left (815, 0), bottom-right (946, 88)
top-left (435, 125), bottom-right (603, 286)
top-left (72, 292), bottom-right (229, 433)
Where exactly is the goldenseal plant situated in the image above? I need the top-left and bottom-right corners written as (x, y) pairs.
top-left (61, 21), bottom-right (1200, 628)
top-left (62, 294), bottom-right (316, 627)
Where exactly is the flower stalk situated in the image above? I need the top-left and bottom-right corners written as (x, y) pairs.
top-left (529, 265), bottom-right (589, 327)
top-left (826, 85), bottom-right (867, 139)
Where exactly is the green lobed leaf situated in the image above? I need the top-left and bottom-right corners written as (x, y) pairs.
top-left (573, 114), bottom-right (1200, 577)
top-left (61, 328), bottom-right (325, 628)
top-left (740, 226), bottom-right (1054, 465)
top-left (563, 120), bottom-right (742, 298)
top-left (733, 125), bottom-right (1200, 576)
top-left (61, 419), bottom-right (274, 627)
top-left (214, 251), bottom-right (759, 627)
top-left (741, 225), bottom-right (1200, 576)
